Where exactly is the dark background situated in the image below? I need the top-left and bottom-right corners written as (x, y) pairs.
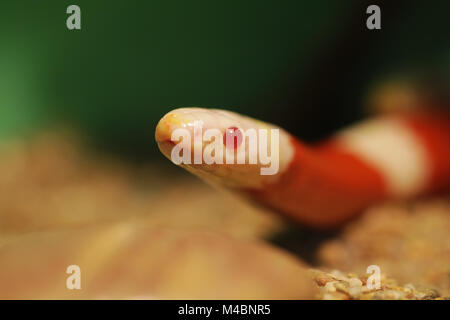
top-left (0, 0), bottom-right (448, 161)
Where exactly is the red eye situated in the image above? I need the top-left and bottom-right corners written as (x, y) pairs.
top-left (223, 126), bottom-right (242, 149)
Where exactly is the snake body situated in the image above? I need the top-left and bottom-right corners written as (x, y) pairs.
top-left (155, 108), bottom-right (450, 228)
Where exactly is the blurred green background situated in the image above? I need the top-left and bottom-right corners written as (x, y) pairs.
top-left (0, 0), bottom-right (448, 160)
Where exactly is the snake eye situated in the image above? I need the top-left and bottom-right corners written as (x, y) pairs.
top-left (223, 126), bottom-right (243, 149)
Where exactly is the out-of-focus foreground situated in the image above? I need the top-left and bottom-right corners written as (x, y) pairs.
top-left (0, 133), bottom-right (448, 299)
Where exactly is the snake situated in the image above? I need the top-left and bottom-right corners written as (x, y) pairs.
top-left (155, 107), bottom-right (450, 228)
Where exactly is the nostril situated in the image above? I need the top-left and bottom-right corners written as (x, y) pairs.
top-left (166, 140), bottom-right (176, 146)
top-left (223, 127), bottom-right (243, 149)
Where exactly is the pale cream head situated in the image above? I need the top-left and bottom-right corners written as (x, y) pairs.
top-left (155, 108), bottom-right (294, 189)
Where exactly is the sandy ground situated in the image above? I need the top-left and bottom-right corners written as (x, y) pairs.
top-left (0, 133), bottom-right (448, 299)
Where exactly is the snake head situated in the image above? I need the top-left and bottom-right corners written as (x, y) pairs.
top-left (155, 107), bottom-right (294, 189)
